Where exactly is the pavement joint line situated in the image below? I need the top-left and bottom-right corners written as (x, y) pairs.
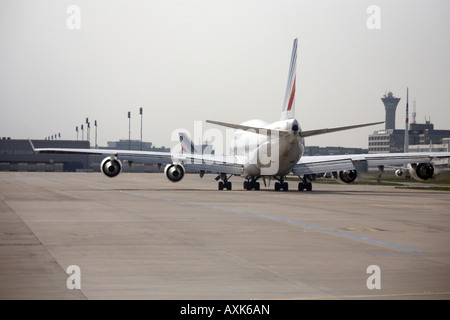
top-left (278, 291), bottom-right (450, 300)
top-left (119, 190), bottom-right (422, 253)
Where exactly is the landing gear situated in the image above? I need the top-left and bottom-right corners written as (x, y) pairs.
top-left (218, 181), bottom-right (232, 190)
top-left (298, 181), bottom-right (312, 191)
top-left (216, 174), bottom-right (314, 192)
top-left (273, 177), bottom-right (289, 191)
top-left (216, 173), bottom-right (232, 191)
top-left (298, 175), bottom-right (313, 192)
top-left (243, 178), bottom-right (260, 190)
top-left (272, 175), bottom-right (313, 192)
top-left (274, 181), bottom-right (289, 191)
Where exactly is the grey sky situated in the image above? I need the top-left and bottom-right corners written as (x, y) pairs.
top-left (1, 0), bottom-right (449, 150)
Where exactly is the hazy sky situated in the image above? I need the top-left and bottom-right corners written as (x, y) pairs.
top-left (1, 0), bottom-right (449, 150)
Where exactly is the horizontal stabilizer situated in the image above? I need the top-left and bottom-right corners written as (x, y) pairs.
top-left (206, 120), bottom-right (283, 135)
top-left (207, 120), bottom-right (384, 138)
top-left (300, 121), bottom-right (384, 138)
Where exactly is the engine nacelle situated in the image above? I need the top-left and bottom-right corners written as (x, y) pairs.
top-left (332, 170), bottom-right (358, 184)
top-left (164, 163), bottom-right (185, 182)
top-left (100, 157), bottom-right (122, 178)
top-left (408, 163), bottom-right (434, 181)
top-left (395, 169), bottom-right (404, 177)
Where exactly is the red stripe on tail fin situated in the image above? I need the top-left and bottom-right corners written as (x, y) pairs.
top-left (287, 77), bottom-right (296, 111)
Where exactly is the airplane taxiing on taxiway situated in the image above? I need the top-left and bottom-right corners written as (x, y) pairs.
top-left (32, 38), bottom-right (450, 191)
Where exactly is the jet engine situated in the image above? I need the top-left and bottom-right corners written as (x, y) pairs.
top-left (408, 163), bottom-right (434, 181)
top-left (395, 169), bottom-right (404, 177)
top-left (101, 156), bottom-right (122, 178)
top-left (332, 170), bottom-right (358, 184)
top-left (164, 163), bottom-right (185, 182)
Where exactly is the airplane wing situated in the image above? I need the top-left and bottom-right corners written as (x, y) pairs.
top-left (30, 140), bottom-right (244, 175)
top-left (292, 152), bottom-right (450, 175)
top-left (31, 145), bottom-right (174, 164)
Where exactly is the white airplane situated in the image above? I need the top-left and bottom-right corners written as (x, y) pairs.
top-left (32, 38), bottom-right (450, 191)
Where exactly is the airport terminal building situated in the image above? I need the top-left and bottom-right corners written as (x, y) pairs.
top-left (368, 123), bottom-right (450, 154)
top-left (369, 91), bottom-right (450, 154)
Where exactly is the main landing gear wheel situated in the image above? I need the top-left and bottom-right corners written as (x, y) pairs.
top-left (218, 181), bottom-right (232, 190)
top-left (298, 175), bottom-right (313, 191)
top-left (298, 182), bottom-right (312, 191)
top-left (217, 173), bottom-right (232, 191)
top-left (274, 181), bottom-right (288, 191)
top-left (243, 180), bottom-right (260, 191)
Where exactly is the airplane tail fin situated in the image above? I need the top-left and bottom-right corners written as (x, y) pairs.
top-left (281, 38), bottom-right (298, 120)
top-left (178, 132), bottom-right (200, 154)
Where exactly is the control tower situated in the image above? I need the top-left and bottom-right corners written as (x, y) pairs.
top-left (381, 91), bottom-right (401, 130)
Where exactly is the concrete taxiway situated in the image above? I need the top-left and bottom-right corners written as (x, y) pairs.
top-left (0, 172), bottom-right (449, 299)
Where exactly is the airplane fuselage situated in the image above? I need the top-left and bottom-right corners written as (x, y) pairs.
top-left (233, 118), bottom-right (304, 177)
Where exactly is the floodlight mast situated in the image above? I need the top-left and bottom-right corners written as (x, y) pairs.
top-left (128, 111), bottom-right (131, 150)
top-left (94, 120), bottom-right (98, 148)
top-left (139, 107), bottom-right (143, 151)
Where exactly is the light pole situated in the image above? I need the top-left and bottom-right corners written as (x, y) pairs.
top-left (86, 118), bottom-right (90, 145)
top-left (81, 124), bottom-right (84, 141)
top-left (94, 120), bottom-right (98, 148)
top-left (128, 111), bottom-right (131, 150)
top-left (87, 122), bottom-right (90, 146)
top-left (139, 107), bottom-right (143, 151)
top-left (76, 126), bottom-right (79, 141)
